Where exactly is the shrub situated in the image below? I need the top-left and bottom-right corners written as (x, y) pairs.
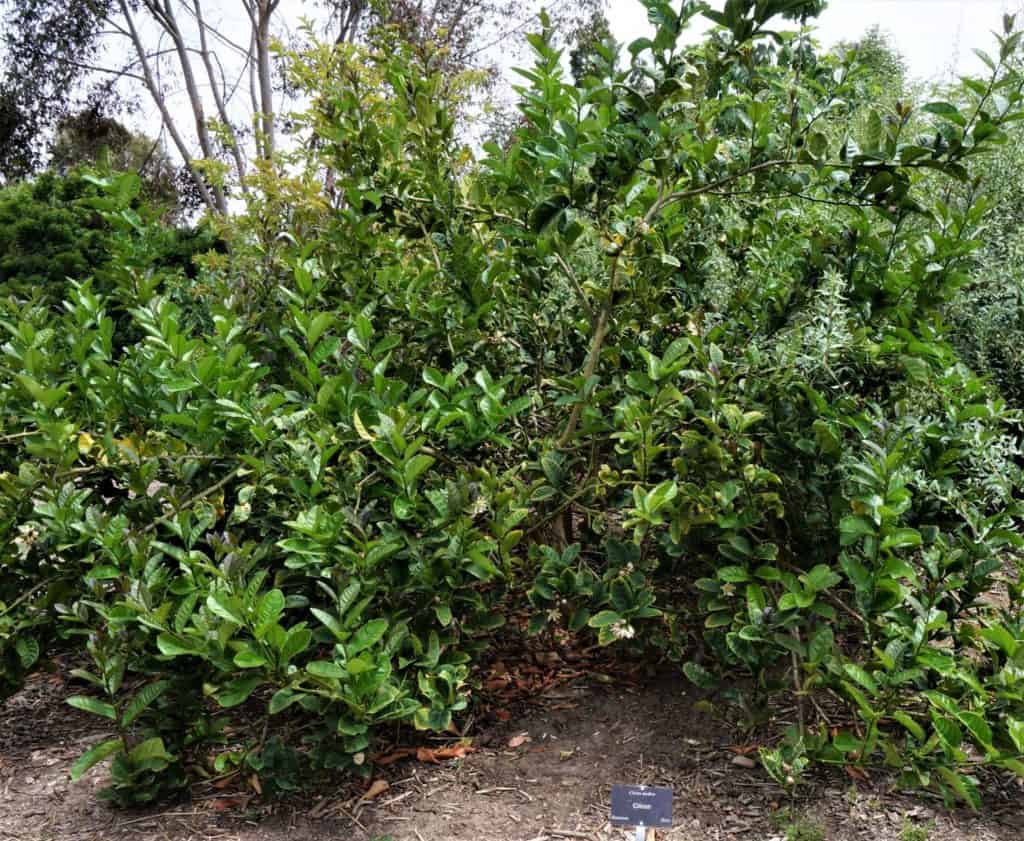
top-left (1, 0), bottom-right (1022, 810)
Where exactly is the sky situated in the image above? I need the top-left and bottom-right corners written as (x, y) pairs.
top-left (605, 0), bottom-right (1021, 82)
top-left (89, 0), bottom-right (1024, 180)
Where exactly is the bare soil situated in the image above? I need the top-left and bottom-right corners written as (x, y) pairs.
top-left (2, 660), bottom-right (1023, 841)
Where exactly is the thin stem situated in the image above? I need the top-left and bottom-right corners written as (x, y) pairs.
top-left (0, 576), bottom-right (60, 617)
top-left (141, 467), bottom-right (241, 534)
top-left (556, 254), bottom-right (619, 449)
top-left (553, 252), bottom-right (594, 319)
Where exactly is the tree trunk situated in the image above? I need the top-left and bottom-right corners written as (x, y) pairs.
top-left (117, 0), bottom-right (220, 214)
top-left (152, 0), bottom-right (227, 213)
top-left (192, 0), bottom-right (248, 193)
top-left (255, 1), bottom-right (276, 158)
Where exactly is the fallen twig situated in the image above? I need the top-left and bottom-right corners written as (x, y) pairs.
top-left (476, 785), bottom-right (534, 802)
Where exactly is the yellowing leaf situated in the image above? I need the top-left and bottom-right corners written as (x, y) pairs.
top-left (362, 779), bottom-right (389, 800)
top-left (353, 409), bottom-right (374, 441)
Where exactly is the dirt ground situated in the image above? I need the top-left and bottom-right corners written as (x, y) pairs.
top-left (2, 660), bottom-right (1023, 841)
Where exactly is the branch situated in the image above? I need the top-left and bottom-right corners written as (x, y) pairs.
top-left (193, 0), bottom-right (249, 190)
top-left (557, 253), bottom-right (620, 448)
top-left (0, 576), bottom-right (61, 618)
top-left (16, 46), bottom-right (146, 84)
top-left (149, 0), bottom-right (228, 212)
top-left (178, 1), bottom-right (252, 58)
top-left (553, 251), bottom-right (594, 319)
top-left (141, 467), bottom-right (242, 534)
top-left (0, 430), bottom-right (38, 444)
top-left (643, 159), bottom-right (791, 226)
top-left (117, 0), bottom-right (220, 214)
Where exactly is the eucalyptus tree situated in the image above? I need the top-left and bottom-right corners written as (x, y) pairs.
top-left (1, 0), bottom-right (603, 214)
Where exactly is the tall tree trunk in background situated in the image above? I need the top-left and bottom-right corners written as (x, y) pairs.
top-left (193, 0), bottom-right (249, 193)
top-left (246, 0), bottom-right (278, 159)
top-left (334, 0), bottom-right (367, 44)
top-left (118, 0), bottom-right (220, 214)
top-left (144, 0), bottom-right (228, 213)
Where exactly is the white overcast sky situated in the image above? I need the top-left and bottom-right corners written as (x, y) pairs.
top-left (606, 0), bottom-right (1020, 81)
top-left (110, 0), bottom-right (1024, 172)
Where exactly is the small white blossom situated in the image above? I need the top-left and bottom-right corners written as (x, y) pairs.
top-left (13, 524), bottom-right (39, 559)
top-left (610, 620), bottom-right (635, 640)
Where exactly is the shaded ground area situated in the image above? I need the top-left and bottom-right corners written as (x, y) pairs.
top-left (2, 659), bottom-right (1023, 841)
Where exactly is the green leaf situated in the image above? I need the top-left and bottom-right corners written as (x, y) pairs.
top-left (206, 593), bottom-right (244, 626)
top-left (998, 757), bottom-right (1024, 779)
top-left (588, 610), bottom-right (623, 628)
top-left (936, 766), bottom-right (980, 810)
top-left (423, 367), bottom-right (446, 389)
top-left (842, 663), bottom-right (877, 695)
top-left (128, 736), bottom-right (173, 765)
top-left (683, 661), bottom-right (718, 689)
top-left (306, 312), bottom-right (334, 348)
top-left (957, 711), bottom-right (993, 752)
top-left (347, 618), bottom-right (388, 655)
top-left (1007, 717), bottom-right (1024, 754)
top-left (981, 625), bottom-right (1017, 657)
top-left (892, 711), bottom-right (925, 741)
top-left (280, 627), bottom-right (313, 663)
top-left (256, 589), bottom-right (285, 628)
top-left (801, 564), bottom-right (841, 592)
top-left (269, 688), bottom-right (302, 715)
top-left (646, 480), bottom-right (678, 512)
top-left (881, 528), bottom-right (922, 552)
top-left (156, 633), bottom-right (199, 657)
top-left (705, 611), bottom-right (733, 628)
top-left (808, 627), bottom-right (834, 665)
top-left (931, 712), bottom-right (962, 752)
top-left (70, 738), bottom-right (123, 781)
top-left (923, 102), bottom-right (966, 126)
top-left (217, 676), bottom-right (263, 708)
top-left (15, 637), bottom-right (39, 669)
top-left (234, 649), bottom-right (269, 669)
top-left (311, 607), bottom-right (344, 639)
top-left (307, 660), bottom-right (346, 679)
top-left (121, 680), bottom-right (170, 726)
top-left (404, 454), bottom-right (435, 485)
top-left (840, 515), bottom-right (874, 546)
top-left (67, 695), bottom-right (117, 720)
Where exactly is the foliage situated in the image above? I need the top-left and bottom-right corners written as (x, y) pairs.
top-left (0, 170), bottom-right (221, 304)
top-left (0, 0), bottom-right (115, 180)
top-left (0, 0), bottom-right (1023, 811)
top-left (50, 109), bottom-right (188, 216)
top-left (0, 173), bottom-right (115, 299)
top-left (899, 820), bottom-right (931, 841)
top-left (949, 122), bottom-right (1024, 405)
top-left (833, 24), bottom-right (908, 105)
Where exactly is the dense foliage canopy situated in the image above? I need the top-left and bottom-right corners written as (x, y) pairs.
top-left (1, 0), bottom-right (1023, 812)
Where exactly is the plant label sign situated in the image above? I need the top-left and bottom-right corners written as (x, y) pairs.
top-left (609, 784), bottom-right (673, 830)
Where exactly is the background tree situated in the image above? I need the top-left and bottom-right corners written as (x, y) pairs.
top-left (50, 109), bottom-right (186, 215)
top-left (1, 0), bottom-right (604, 215)
top-left (833, 24), bottom-right (909, 105)
top-left (0, 0), bottom-right (118, 180)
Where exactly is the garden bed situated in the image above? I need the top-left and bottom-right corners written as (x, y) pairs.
top-left (3, 659), bottom-right (1022, 841)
